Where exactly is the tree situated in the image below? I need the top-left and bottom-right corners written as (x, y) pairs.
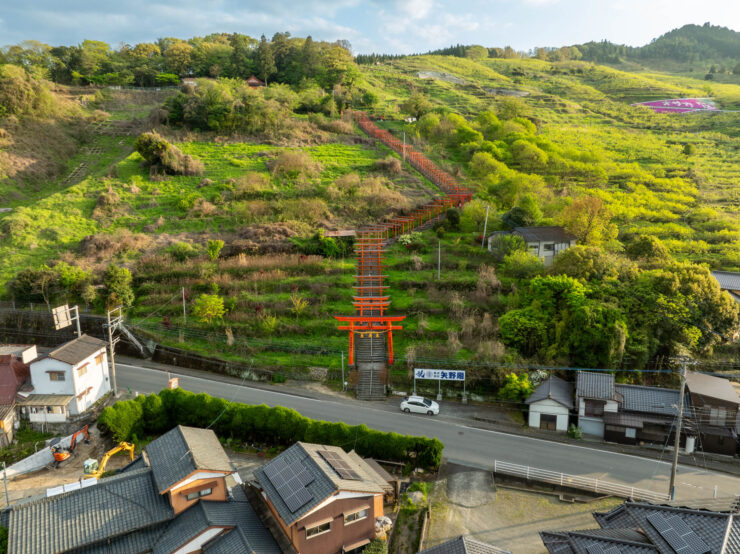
top-left (734, 62), bottom-right (740, 75)
top-left (131, 43), bottom-right (160, 60)
top-left (206, 239), bottom-right (224, 261)
top-left (498, 373), bottom-right (533, 402)
top-left (401, 91), bottom-right (433, 120)
top-left (103, 264), bottom-right (134, 308)
top-left (301, 35), bottom-right (320, 78)
top-left (683, 143), bottom-right (696, 156)
top-left (561, 195), bottom-right (617, 245)
top-left (192, 293), bottom-right (226, 324)
top-left (625, 235), bottom-right (671, 264)
top-left (256, 35), bottom-right (276, 84)
top-left (511, 139), bottom-right (548, 171)
top-left (550, 245), bottom-right (629, 281)
top-left (164, 42), bottom-right (193, 76)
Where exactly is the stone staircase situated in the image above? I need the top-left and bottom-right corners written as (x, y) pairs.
top-left (355, 334), bottom-right (387, 400)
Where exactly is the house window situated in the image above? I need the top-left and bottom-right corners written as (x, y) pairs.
top-left (95, 353), bottom-right (104, 365)
top-left (709, 407), bottom-right (726, 426)
top-left (584, 400), bottom-right (605, 417)
top-left (48, 372), bottom-right (65, 382)
top-left (344, 508), bottom-right (368, 525)
top-left (77, 364), bottom-right (88, 377)
top-left (306, 521), bottom-right (331, 538)
top-left (185, 488), bottom-right (213, 501)
top-left (625, 428), bottom-right (636, 438)
top-left (543, 243), bottom-right (554, 251)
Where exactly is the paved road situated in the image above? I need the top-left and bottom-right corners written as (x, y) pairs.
top-left (116, 363), bottom-right (740, 501)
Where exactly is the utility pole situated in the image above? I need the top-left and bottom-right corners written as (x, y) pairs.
top-left (669, 358), bottom-right (688, 500)
top-left (437, 241), bottom-right (441, 280)
top-left (106, 306), bottom-right (123, 397)
top-left (2, 461), bottom-right (8, 507)
top-left (481, 205), bottom-right (490, 250)
top-left (341, 351), bottom-right (345, 391)
top-left (402, 131), bottom-right (406, 162)
top-left (182, 287), bottom-right (187, 324)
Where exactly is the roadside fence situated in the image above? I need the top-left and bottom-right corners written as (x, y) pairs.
top-left (492, 460), bottom-right (670, 503)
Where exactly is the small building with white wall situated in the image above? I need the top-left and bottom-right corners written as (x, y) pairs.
top-left (22, 335), bottom-right (109, 423)
top-left (576, 371), bottom-right (619, 438)
top-left (525, 376), bottom-right (573, 432)
top-left (488, 226), bottom-right (576, 267)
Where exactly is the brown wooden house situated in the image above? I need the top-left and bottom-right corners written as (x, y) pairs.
top-left (254, 442), bottom-right (394, 554)
top-left (247, 75), bottom-right (266, 87)
top-left (686, 371), bottom-right (740, 456)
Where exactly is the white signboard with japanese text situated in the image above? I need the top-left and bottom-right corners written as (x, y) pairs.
top-left (414, 368), bottom-right (465, 381)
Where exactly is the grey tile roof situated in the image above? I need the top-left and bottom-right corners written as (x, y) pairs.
top-left (513, 226), bottom-right (576, 243)
top-left (526, 376), bottom-right (574, 409)
top-left (592, 502), bottom-right (735, 554)
top-left (726, 517), bottom-right (740, 553)
top-left (46, 334), bottom-right (106, 365)
top-left (711, 271), bottom-right (740, 291)
top-left (615, 385), bottom-right (690, 417)
top-left (540, 531), bottom-right (576, 554)
top-left (420, 535), bottom-right (512, 554)
top-left (566, 529), bottom-right (659, 553)
top-left (686, 371), bottom-right (740, 405)
top-left (255, 442), bottom-right (384, 527)
top-left (7, 467), bottom-right (174, 554)
top-left (77, 521), bottom-right (169, 554)
top-left (576, 372), bottom-right (615, 401)
top-left (203, 527), bottom-right (252, 553)
top-left (146, 425), bottom-right (234, 493)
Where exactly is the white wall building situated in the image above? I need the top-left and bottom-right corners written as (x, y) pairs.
top-left (525, 376), bottom-right (574, 432)
top-left (576, 371), bottom-right (619, 438)
top-left (488, 226), bottom-right (577, 267)
top-left (23, 335), bottom-right (110, 422)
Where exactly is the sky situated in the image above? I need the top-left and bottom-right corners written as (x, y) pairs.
top-left (1, 0), bottom-right (739, 55)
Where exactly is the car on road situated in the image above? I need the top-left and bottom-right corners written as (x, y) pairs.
top-left (400, 395), bottom-right (439, 415)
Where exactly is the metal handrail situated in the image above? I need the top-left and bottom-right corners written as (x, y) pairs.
top-left (493, 460), bottom-right (670, 503)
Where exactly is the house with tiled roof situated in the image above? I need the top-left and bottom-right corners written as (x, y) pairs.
top-left (686, 371), bottom-right (740, 456)
top-left (488, 226), bottom-right (576, 267)
top-left (603, 384), bottom-right (696, 451)
top-left (0, 345), bottom-right (36, 446)
top-left (525, 375), bottom-right (574, 432)
top-left (254, 442), bottom-right (395, 554)
top-left (21, 335), bottom-right (109, 423)
top-left (541, 500), bottom-right (740, 553)
top-left (576, 371), bottom-right (620, 438)
top-left (2, 425), bottom-right (280, 554)
top-left (419, 534), bottom-right (512, 553)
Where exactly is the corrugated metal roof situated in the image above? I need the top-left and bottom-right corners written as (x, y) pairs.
top-left (19, 394), bottom-right (74, 406)
top-left (711, 271), bottom-right (740, 291)
top-left (420, 535), bottom-right (512, 554)
top-left (526, 376), bottom-right (574, 409)
top-left (146, 425), bottom-right (234, 493)
top-left (576, 372), bottom-right (615, 401)
top-left (45, 335), bottom-right (106, 366)
top-left (686, 371), bottom-right (740, 405)
top-left (513, 226), bottom-right (576, 243)
top-left (7, 467), bottom-right (174, 554)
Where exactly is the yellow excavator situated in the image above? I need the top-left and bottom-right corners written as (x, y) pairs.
top-left (83, 442), bottom-right (135, 479)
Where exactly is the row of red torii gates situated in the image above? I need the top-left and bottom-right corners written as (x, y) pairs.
top-left (335, 112), bottom-right (473, 384)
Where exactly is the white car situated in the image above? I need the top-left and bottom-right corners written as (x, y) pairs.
top-left (400, 395), bottom-right (439, 415)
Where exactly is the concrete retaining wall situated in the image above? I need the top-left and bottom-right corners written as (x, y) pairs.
top-left (5, 433), bottom-right (73, 480)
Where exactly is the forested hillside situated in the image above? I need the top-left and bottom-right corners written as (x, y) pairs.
top-left (1, 29), bottom-right (739, 385)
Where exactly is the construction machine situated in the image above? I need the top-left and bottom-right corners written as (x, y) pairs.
top-left (83, 442), bottom-right (135, 479)
top-left (51, 425), bottom-right (91, 466)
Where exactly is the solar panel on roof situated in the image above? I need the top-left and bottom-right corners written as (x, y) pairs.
top-left (317, 450), bottom-right (362, 480)
top-left (646, 513), bottom-right (710, 554)
top-left (264, 458), bottom-right (315, 513)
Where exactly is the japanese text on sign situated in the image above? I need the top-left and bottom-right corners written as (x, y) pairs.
top-left (414, 369), bottom-right (465, 381)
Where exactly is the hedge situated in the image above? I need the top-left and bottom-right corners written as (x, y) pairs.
top-left (98, 388), bottom-right (444, 470)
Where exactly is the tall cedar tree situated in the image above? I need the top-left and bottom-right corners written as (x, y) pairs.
top-left (256, 35), bottom-right (276, 84)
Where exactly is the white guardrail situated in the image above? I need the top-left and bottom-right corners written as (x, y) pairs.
top-left (493, 460), bottom-right (670, 503)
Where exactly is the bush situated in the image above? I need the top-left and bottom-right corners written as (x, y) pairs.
top-left (98, 389), bottom-right (443, 470)
top-left (134, 131), bottom-right (204, 176)
top-left (373, 155), bottom-right (402, 174)
top-left (168, 241), bottom-right (199, 261)
top-left (568, 424), bottom-right (583, 440)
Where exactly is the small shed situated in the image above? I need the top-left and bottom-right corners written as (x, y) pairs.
top-left (246, 75), bottom-right (266, 87)
top-left (525, 376), bottom-right (573, 431)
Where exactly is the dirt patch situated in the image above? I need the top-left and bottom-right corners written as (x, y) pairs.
top-left (417, 71), bottom-right (466, 85)
top-left (3, 425), bottom-right (133, 509)
top-left (424, 462), bottom-right (622, 553)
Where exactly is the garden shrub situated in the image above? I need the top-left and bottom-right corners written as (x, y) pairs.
top-left (99, 388), bottom-right (443, 470)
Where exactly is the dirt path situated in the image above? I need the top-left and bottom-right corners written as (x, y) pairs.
top-left (424, 462), bottom-right (622, 553)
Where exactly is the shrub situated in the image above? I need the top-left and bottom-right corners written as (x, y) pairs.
top-left (98, 389), bottom-right (443, 470)
top-left (206, 239), bottom-right (225, 261)
top-left (168, 241), bottom-right (199, 261)
top-left (134, 131), bottom-right (204, 176)
top-left (192, 293), bottom-right (226, 324)
top-left (268, 150), bottom-right (321, 178)
top-left (500, 250), bottom-right (545, 280)
top-left (103, 264), bottom-right (134, 308)
top-left (373, 155), bottom-right (402, 174)
top-left (498, 372), bottom-right (533, 402)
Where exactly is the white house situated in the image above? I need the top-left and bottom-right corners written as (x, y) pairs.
top-left (576, 371), bottom-right (620, 438)
top-left (23, 335), bottom-right (110, 423)
top-left (525, 375), bottom-right (574, 432)
top-left (488, 226), bottom-right (577, 267)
